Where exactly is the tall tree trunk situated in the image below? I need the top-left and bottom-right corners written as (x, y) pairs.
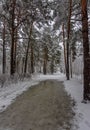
top-left (24, 43), bottom-right (29, 74)
top-left (81, 0), bottom-right (90, 100)
top-left (22, 57), bottom-right (25, 74)
top-left (43, 46), bottom-right (48, 75)
top-left (66, 0), bottom-right (72, 80)
top-left (62, 23), bottom-right (67, 74)
top-left (10, 0), bottom-right (16, 75)
top-left (2, 19), bottom-right (6, 74)
top-left (50, 56), bottom-right (54, 74)
top-left (70, 50), bottom-right (72, 78)
top-left (13, 28), bottom-right (17, 73)
top-left (24, 22), bottom-right (33, 75)
top-left (30, 42), bottom-right (34, 73)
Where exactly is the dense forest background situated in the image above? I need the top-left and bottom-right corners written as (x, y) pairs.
top-left (0, 0), bottom-right (90, 100)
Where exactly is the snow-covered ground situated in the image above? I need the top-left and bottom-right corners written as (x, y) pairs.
top-left (0, 79), bottom-right (39, 113)
top-left (0, 73), bottom-right (65, 113)
top-left (0, 73), bottom-right (90, 130)
top-left (64, 78), bottom-right (90, 130)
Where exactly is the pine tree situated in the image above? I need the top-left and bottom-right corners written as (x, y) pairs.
top-left (81, 0), bottom-right (90, 101)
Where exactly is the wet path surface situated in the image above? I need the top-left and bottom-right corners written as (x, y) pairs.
top-left (0, 80), bottom-right (75, 130)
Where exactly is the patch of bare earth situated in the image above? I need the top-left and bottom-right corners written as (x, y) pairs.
top-left (0, 80), bottom-right (75, 130)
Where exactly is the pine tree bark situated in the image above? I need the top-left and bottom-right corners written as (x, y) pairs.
top-left (50, 56), bottom-right (54, 74)
top-left (24, 22), bottom-right (33, 75)
top-left (13, 28), bottom-right (17, 73)
top-left (70, 50), bottom-right (72, 78)
top-left (2, 19), bottom-right (6, 74)
top-left (24, 43), bottom-right (29, 74)
top-left (62, 23), bottom-right (67, 74)
top-left (66, 0), bottom-right (72, 80)
top-left (81, 0), bottom-right (90, 100)
top-left (10, 0), bottom-right (16, 75)
top-left (43, 46), bottom-right (48, 75)
top-left (31, 42), bottom-right (34, 73)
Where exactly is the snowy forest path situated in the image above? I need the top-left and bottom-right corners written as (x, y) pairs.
top-left (0, 80), bottom-right (75, 130)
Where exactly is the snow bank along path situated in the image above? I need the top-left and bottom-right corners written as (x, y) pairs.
top-left (64, 79), bottom-right (90, 130)
top-left (0, 73), bottom-right (65, 112)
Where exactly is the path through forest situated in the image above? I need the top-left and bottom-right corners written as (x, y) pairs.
top-left (0, 80), bottom-right (75, 130)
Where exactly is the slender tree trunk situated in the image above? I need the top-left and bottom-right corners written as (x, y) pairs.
top-left (62, 23), bottom-right (67, 74)
top-left (10, 0), bottom-right (16, 75)
top-left (43, 60), bottom-right (47, 75)
top-left (22, 57), bottom-right (25, 74)
top-left (16, 60), bottom-right (19, 74)
top-left (14, 28), bottom-right (17, 73)
top-left (24, 44), bottom-right (29, 74)
top-left (24, 22), bottom-right (33, 75)
top-left (81, 0), bottom-right (90, 100)
top-left (50, 56), bottom-right (54, 74)
top-left (31, 42), bottom-right (34, 73)
top-left (2, 19), bottom-right (6, 74)
top-left (43, 46), bottom-right (48, 75)
top-left (10, 23), bottom-right (15, 75)
top-left (66, 0), bottom-right (72, 80)
top-left (70, 50), bottom-right (72, 78)
top-left (37, 45), bottom-right (41, 73)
